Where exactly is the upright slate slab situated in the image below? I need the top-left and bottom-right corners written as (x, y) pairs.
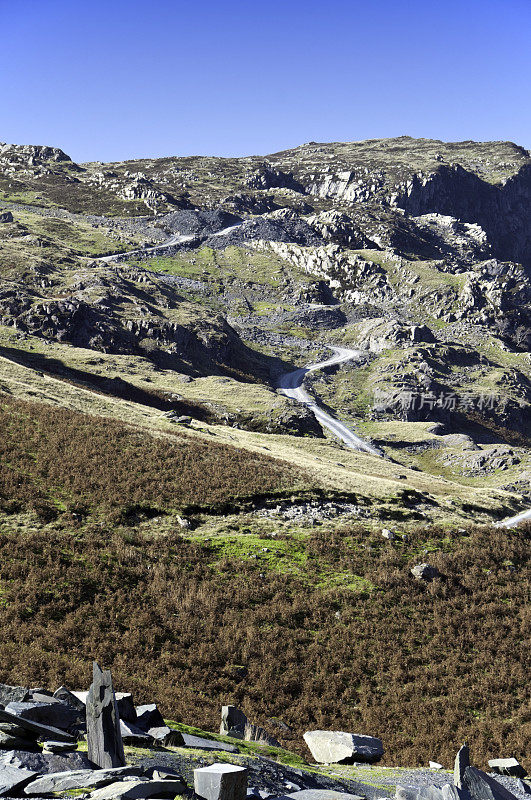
top-left (463, 767), bottom-right (518, 800)
top-left (454, 746), bottom-right (470, 789)
top-left (220, 706), bottom-right (248, 737)
top-left (86, 662), bottom-right (125, 769)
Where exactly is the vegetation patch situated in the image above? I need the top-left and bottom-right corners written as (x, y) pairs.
top-left (0, 521), bottom-right (528, 768)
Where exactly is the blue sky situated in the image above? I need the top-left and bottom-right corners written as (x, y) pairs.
top-left (1, 0), bottom-right (529, 162)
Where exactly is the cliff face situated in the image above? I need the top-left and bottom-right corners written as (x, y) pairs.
top-left (391, 163), bottom-right (531, 268)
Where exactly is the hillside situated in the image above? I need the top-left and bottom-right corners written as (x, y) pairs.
top-left (0, 136), bottom-right (529, 768)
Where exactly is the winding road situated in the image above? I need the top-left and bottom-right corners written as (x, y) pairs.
top-left (278, 347), bottom-right (383, 456)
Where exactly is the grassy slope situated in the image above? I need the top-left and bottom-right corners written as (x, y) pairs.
top-left (0, 518), bottom-right (528, 768)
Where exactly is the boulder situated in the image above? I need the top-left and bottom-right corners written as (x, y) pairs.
top-left (145, 726), bottom-right (172, 744)
top-left (220, 706), bottom-right (248, 737)
top-left (0, 212), bottom-right (13, 224)
top-left (0, 684), bottom-right (29, 707)
top-left (0, 708), bottom-right (77, 744)
top-left (243, 723), bottom-right (281, 748)
top-left (303, 731), bottom-right (383, 764)
top-left (25, 766), bottom-right (142, 794)
top-left (487, 759), bottom-right (527, 779)
top-left (134, 705), bottom-right (165, 732)
top-left (90, 778), bottom-right (187, 800)
top-left (119, 720), bottom-right (152, 746)
top-left (411, 564), bottom-right (440, 581)
top-left (194, 763), bottom-right (248, 800)
top-left (455, 745), bottom-right (470, 789)
top-left (5, 700), bottom-right (79, 731)
top-left (86, 662), bottom-right (126, 769)
top-left (463, 766), bottom-right (518, 800)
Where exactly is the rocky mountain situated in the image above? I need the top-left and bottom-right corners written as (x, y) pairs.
top-left (0, 137), bottom-right (530, 781)
top-left (0, 136), bottom-right (530, 522)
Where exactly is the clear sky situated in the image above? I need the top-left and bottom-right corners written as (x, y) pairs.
top-left (1, 0), bottom-right (529, 163)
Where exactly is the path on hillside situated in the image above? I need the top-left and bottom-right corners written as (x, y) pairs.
top-left (278, 347), bottom-right (383, 456)
top-left (497, 507), bottom-right (531, 528)
top-left (98, 222), bottom-right (244, 262)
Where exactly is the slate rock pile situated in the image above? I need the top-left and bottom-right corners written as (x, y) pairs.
top-left (0, 670), bottom-right (528, 800)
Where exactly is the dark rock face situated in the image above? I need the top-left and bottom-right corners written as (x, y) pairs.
top-left (395, 163), bottom-right (531, 268)
top-left (86, 662), bottom-right (126, 769)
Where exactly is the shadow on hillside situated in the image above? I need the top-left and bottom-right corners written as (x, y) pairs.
top-left (0, 345), bottom-right (215, 421)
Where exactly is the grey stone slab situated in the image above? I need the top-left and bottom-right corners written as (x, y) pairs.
top-left (0, 750), bottom-right (93, 775)
top-left (135, 706), bottom-right (165, 733)
top-left (90, 778), bottom-right (187, 800)
top-left (0, 762), bottom-right (37, 796)
top-left (41, 742), bottom-right (77, 754)
top-left (24, 766), bottom-right (142, 794)
top-left (0, 731), bottom-right (38, 750)
top-left (179, 733), bottom-right (238, 753)
top-left (53, 688), bottom-right (86, 714)
top-left (5, 701), bottom-right (78, 731)
top-left (303, 731), bottom-right (383, 764)
top-left (288, 791), bottom-right (365, 800)
top-left (86, 663), bottom-right (125, 769)
top-left (195, 763), bottom-right (248, 800)
top-left (119, 721), bottom-right (152, 746)
top-left (488, 761), bottom-right (527, 779)
top-left (0, 709), bottom-right (77, 744)
top-left (146, 726), bottom-right (171, 744)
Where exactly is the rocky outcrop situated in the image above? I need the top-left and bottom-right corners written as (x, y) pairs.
top-left (244, 163), bottom-right (305, 194)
